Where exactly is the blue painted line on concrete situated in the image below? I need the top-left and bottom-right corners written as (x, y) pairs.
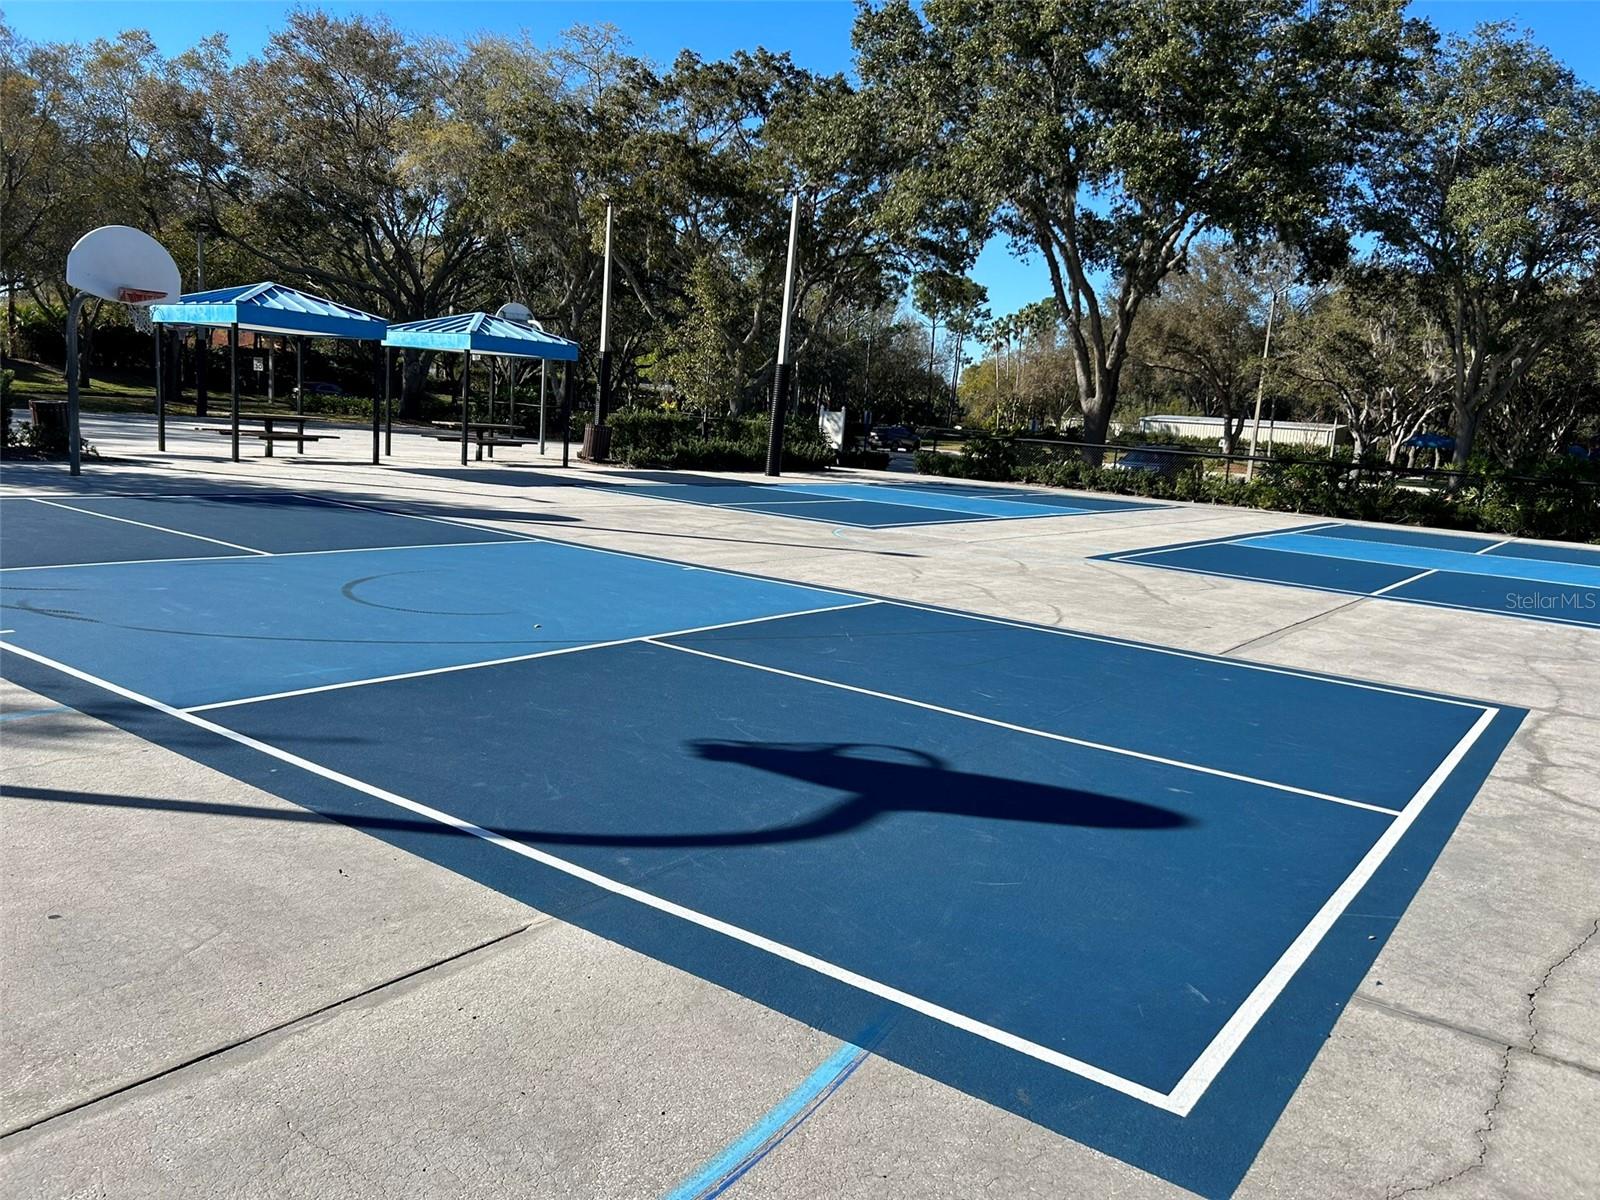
top-left (663, 1042), bottom-right (869, 1200)
top-left (0, 705), bottom-right (72, 723)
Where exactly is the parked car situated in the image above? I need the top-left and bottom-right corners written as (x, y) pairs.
top-left (292, 381), bottom-right (346, 401)
top-left (868, 424), bottom-right (921, 452)
top-left (1108, 446), bottom-right (1184, 479)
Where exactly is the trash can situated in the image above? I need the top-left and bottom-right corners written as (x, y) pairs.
top-left (580, 422), bottom-right (611, 463)
top-left (28, 399), bottom-right (70, 456)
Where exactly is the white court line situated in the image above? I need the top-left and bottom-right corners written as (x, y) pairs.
top-left (0, 635), bottom-right (1177, 1113)
top-left (715, 498), bottom-right (853, 508)
top-left (0, 490), bottom-right (275, 501)
top-left (305, 495), bottom-right (1493, 714)
top-left (0, 634), bottom-right (1505, 1116)
top-left (0, 538), bottom-right (537, 574)
top-left (184, 600), bottom-right (878, 712)
top-left (1165, 703), bottom-right (1499, 1113)
top-left (27, 498), bottom-right (269, 555)
top-left (647, 640), bottom-right (1402, 816)
top-left (1367, 535), bottom-right (1516, 597)
top-left (293, 492), bottom-right (544, 541)
top-left (1102, 521), bottom-right (1345, 564)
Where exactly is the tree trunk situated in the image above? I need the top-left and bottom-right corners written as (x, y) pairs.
top-left (77, 324), bottom-right (94, 388)
top-left (400, 349), bottom-right (427, 419)
top-left (1450, 400), bottom-right (1478, 473)
top-left (1077, 363), bottom-right (1118, 465)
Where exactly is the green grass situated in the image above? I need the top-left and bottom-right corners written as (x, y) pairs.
top-left (3, 359), bottom-right (433, 427)
top-left (7, 359), bottom-right (162, 414)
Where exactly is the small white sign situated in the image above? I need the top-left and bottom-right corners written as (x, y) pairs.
top-left (252, 357), bottom-right (265, 372)
top-left (819, 408), bottom-right (846, 451)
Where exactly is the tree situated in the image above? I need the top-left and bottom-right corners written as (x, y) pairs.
top-left (1284, 279), bottom-right (1451, 460)
top-left (637, 50), bottom-right (916, 414)
top-left (855, 0), bottom-right (1415, 460)
top-left (1480, 322), bottom-right (1600, 465)
top-left (187, 12), bottom-right (493, 414)
top-left (1135, 243), bottom-right (1276, 453)
top-left (912, 269), bottom-right (986, 420)
top-left (1363, 23), bottom-right (1600, 468)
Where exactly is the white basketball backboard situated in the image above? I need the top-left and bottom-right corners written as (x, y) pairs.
top-left (495, 301), bottom-right (533, 323)
top-left (66, 225), bottom-right (182, 306)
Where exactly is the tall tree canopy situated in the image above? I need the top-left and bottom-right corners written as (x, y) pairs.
top-left (855, 0), bottom-right (1416, 457)
top-left (1362, 23), bottom-right (1600, 467)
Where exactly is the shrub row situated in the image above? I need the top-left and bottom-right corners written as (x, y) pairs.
top-left (605, 410), bottom-right (835, 472)
top-left (915, 436), bottom-right (1600, 543)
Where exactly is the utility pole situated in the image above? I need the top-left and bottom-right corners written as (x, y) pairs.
top-left (1245, 289), bottom-right (1280, 482)
top-left (764, 194), bottom-right (802, 477)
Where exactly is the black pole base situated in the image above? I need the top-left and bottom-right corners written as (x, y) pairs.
top-left (596, 348), bottom-right (613, 426)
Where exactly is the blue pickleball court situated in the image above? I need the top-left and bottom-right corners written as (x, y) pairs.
top-left (1098, 520), bottom-right (1600, 627)
top-left (0, 492), bottom-right (1522, 1197)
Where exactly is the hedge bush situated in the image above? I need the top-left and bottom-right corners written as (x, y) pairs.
top-left (915, 441), bottom-right (1600, 543)
top-left (606, 409), bottom-right (834, 472)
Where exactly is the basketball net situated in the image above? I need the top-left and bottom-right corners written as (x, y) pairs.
top-left (120, 287), bottom-right (162, 333)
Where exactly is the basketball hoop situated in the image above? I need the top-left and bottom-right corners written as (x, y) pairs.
top-left (68, 227), bottom-right (181, 307)
top-left (61, 225), bottom-right (182, 475)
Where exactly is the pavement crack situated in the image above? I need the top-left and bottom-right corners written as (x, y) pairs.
top-left (1219, 593), bottom-right (1367, 656)
top-left (0, 920), bottom-right (540, 1140)
top-left (1528, 916), bottom-right (1599, 1055)
top-left (1384, 917), bottom-right (1600, 1198)
top-left (1388, 1044), bottom-right (1512, 1199)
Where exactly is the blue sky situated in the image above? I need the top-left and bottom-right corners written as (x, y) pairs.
top-left (7, 0), bottom-right (1596, 323)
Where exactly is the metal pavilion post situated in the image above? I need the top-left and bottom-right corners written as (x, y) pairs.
top-left (371, 343), bottom-right (381, 465)
top-left (538, 361), bottom-right (548, 454)
top-left (194, 328), bottom-right (209, 418)
top-left (560, 361), bottom-right (571, 468)
top-left (295, 337), bottom-right (305, 414)
top-left (229, 322), bottom-right (240, 463)
top-left (384, 347), bottom-right (393, 457)
top-left (765, 194), bottom-right (802, 477)
top-left (460, 350), bottom-right (472, 466)
top-left (154, 320), bottom-right (165, 452)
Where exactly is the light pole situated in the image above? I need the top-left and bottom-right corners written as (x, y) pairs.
top-left (764, 194), bottom-right (802, 477)
top-left (1245, 288), bottom-right (1280, 482)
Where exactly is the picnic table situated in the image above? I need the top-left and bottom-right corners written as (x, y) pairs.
top-left (197, 412), bottom-right (339, 457)
top-left (430, 420), bottom-right (527, 460)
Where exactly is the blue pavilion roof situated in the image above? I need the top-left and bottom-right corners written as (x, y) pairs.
top-left (150, 282), bottom-right (388, 342)
top-left (382, 312), bottom-right (579, 361)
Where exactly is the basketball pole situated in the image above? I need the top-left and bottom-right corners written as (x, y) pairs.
top-left (65, 293), bottom-right (87, 476)
top-left (765, 194), bottom-right (801, 477)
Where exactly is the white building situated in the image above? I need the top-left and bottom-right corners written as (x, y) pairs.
top-left (1136, 413), bottom-right (1349, 450)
